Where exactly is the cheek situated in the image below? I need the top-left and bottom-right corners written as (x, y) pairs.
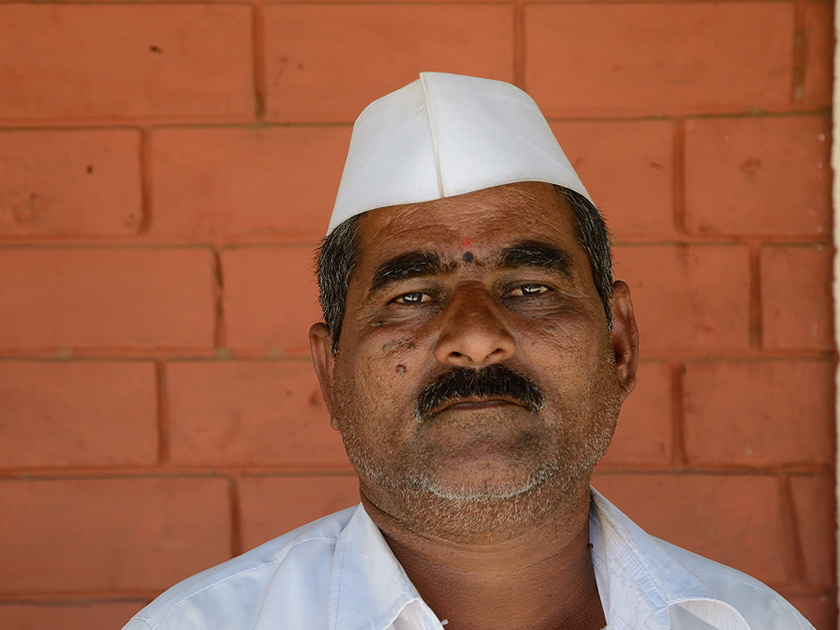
top-left (515, 318), bottom-right (613, 392)
top-left (369, 326), bottom-right (434, 377)
top-left (339, 333), bottom-right (424, 410)
top-left (379, 337), bottom-right (417, 375)
top-left (517, 313), bottom-right (606, 360)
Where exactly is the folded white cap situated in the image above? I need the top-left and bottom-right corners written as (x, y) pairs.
top-left (328, 72), bottom-right (592, 234)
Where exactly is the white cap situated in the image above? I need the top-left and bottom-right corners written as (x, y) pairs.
top-left (328, 72), bottom-right (592, 234)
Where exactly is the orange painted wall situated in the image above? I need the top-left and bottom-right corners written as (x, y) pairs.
top-left (0, 1), bottom-right (835, 628)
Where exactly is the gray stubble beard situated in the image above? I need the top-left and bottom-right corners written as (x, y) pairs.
top-left (332, 352), bottom-right (623, 541)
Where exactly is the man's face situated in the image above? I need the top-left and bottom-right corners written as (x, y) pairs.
top-left (310, 182), bottom-right (637, 527)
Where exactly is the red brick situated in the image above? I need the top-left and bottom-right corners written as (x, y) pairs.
top-left (598, 361), bottom-right (672, 467)
top-left (263, 4), bottom-right (514, 122)
top-left (802, 1), bottom-right (834, 108)
top-left (592, 473), bottom-right (787, 584)
top-left (761, 245), bottom-right (833, 350)
top-left (151, 126), bottom-right (350, 238)
top-left (525, 4), bottom-right (793, 117)
top-left (684, 116), bottom-right (831, 236)
top-left (0, 5), bottom-right (252, 120)
top-left (550, 121), bottom-right (674, 239)
top-left (613, 244), bottom-right (750, 352)
top-left (684, 360), bottom-right (834, 467)
top-left (790, 475), bottom-right (836, 587)
top-left (783, 593), bottom-right (837, 630)
top-left (0, 361), bottom-right (157, 469)
top-left (0, 478), bottom-right (230, 593)
top-left (239, 475), bottom-right (359, 549)
top-left (0, 130), bottom-right (141, 236)
top-left (222, 247), bottom-right (321, 353)
top-left (0, 248), bottom-right (215, 350)
top-left (0, 602), bottom-right (146, 630)
top-left (168, 361), bottom-right (349, 467)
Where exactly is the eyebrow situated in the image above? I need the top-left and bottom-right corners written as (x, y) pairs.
top-left (493, 241), bottom-right (573, 276)
top-left (367, 241), bottom-right (574, 297)
top-left (369, 251), bottom-right (456, 294)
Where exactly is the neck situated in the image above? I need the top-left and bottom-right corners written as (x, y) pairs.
top-left (361, 485), bottom-right (605, 630)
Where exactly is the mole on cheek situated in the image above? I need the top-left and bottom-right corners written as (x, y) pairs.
top-left (396, 365), bottom-right (406, 375)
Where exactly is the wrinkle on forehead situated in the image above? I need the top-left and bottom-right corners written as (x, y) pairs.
top-left (361, 182), bottom-right (570, 239)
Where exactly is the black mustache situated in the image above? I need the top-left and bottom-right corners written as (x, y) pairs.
top-left (415, 364), bottom-right (546, 421)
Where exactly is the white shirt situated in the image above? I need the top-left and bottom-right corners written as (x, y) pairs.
top-left (122, 489), bottom-right (813, 630)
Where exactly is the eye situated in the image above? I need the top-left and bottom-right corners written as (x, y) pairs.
top-left (395, 291), bottom-right (430, 304)
top-left (509, 284), bottom-right (549, 297)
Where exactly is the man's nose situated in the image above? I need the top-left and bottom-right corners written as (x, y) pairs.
top-left (433, 285), bottom-right (516, 367)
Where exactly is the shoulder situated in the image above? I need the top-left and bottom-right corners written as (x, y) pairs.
top-left (655, 538), bottom-right (815, 629)
top-left (589, 489), bottom-right (814, 630)
top-left (122, 506), bottom-right (359, 630)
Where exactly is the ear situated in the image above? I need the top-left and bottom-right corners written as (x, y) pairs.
top-left (309, 322), bottom-right (338, 429)
top-left (608, 280), bottom-right (639, 401)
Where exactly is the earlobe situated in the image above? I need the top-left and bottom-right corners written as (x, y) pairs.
top-left (608, 280), bottom-right (639, 400)
top-left (309, 322), bottom-right (338, 428)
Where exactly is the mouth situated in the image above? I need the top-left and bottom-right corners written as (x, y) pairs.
top-left (436, 398), bottom-right (520, 414)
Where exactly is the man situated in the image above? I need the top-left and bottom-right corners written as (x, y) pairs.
top-left (123, 73), bottom-right (813, 630)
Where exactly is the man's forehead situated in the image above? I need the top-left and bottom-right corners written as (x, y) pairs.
top-left (356, 182), bottom-right (575, 244)
top-left (348, 183), bottom-right (587, 295)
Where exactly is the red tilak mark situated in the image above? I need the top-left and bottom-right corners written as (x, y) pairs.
top-left (461, 238), bottom-right (472, 248)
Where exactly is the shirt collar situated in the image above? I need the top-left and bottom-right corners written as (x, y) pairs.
top-left (329, 493), bottom-right (754, 630)
top-left (590, 488), bottom-right (751, 630)
top-left (329, 505), bottom-right (442, 630)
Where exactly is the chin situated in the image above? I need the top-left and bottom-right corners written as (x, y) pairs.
top-left (408, 457), bottom-right (561, 504)
top-left (423, 480), bottom-right (542, 503)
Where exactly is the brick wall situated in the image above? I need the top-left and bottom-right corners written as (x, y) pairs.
top-left (0, 1), bottom-right (834, 628)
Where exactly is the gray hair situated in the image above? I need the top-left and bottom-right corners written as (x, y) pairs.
top-left (316, 187), bottom-right (613, 354)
